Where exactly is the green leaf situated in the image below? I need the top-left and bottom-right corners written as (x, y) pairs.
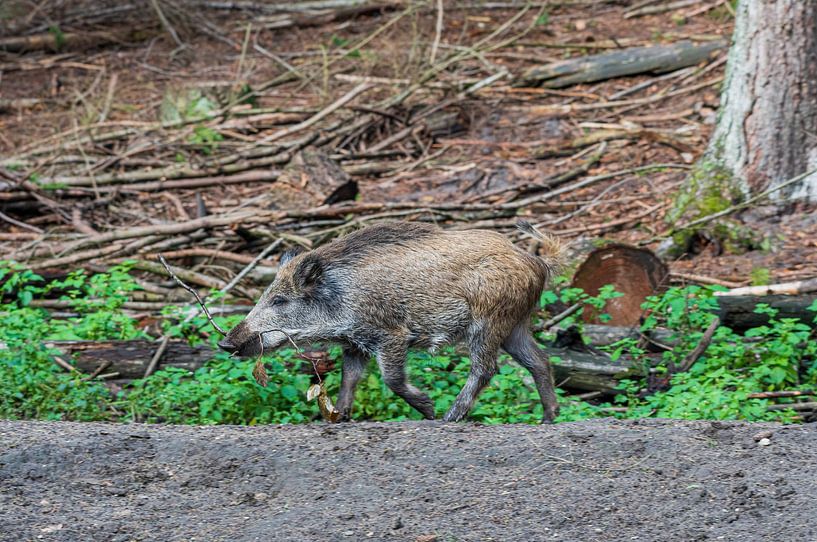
top-left (280, 385), bottom-right (298, 401)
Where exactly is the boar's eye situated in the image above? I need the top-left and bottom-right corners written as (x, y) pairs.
top-left (270, 295), bottom-right (287, 307)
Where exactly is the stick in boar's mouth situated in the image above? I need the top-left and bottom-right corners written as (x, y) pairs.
top-left (256, 328), bottom-right (341, 422)
top-left (158, 255), bottom-right (328, 390)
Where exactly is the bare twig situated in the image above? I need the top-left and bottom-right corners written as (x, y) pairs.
top-left (220, 238), bottom-right (283, 294)
top-left (535, 303), bottom-right (582, 332)
top-left (670, 272), bottom-right (745, 289)
top-left (157, 254), bottom-right (227, 336)
top-left (679, 316), bottom-right (720, 372)
top-left (0, 210), bottom-right (43, 233)
top-left (144, 335), bottom-right (171, 378)
top-left (654, 167), bottom-right (817, 243)
top-left (430, 0), bottom-right (444, 64)
top-left (83, 360), bottom-right (113, 381)
top-left (53, 355), bottom-right (79, 373)
top-left (149, 0), bottom-right (185, 48)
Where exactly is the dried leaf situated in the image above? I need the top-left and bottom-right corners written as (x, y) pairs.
top-left (316, 382), bottom-right (341, 423)
top-left (252, 359), bottom-right (269, 387)
top-left (306, 383), bottom-right (321, 401)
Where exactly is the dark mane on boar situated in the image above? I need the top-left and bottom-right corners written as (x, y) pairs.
top-left (317, 221), bottom-right (438, 266)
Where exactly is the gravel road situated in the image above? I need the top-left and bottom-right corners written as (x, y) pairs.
top-left (1, 419), bottom-right (815, 541)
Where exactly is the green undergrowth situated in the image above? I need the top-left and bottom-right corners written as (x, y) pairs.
top-left (0, 262), bottom-right (815, 425)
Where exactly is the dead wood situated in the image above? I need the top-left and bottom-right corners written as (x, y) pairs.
top-left (152, 248), bottom-right (277, 268)
top-left (516, 40), bottom-right (726, 88)
top-left (254, 2), bottom-right (401, 30)
top-left (43, 337), bottom-right (639, 393)
top-left (571, 245), bottom-right (669, 326)
top-left (50, 340), bottom-right (215, 379)
top-left (0, 29), bottom-right (157, 53)
top-left (670, 272), bottom-right (745, 289)
top-left (714, 278), bottom-right (817, 297)
top-left (279, 149), bottom-right (358, 205)
top-left (624, 0), bottom-right (699, 19)
top-left (137, 258), bottom-right (231, 296)
top-left (766, 402), bottom-right (817, 412)
top-left (748, 390), bottom-right (816, 400)
top-left (716, 294), bottom-right (817, 331)
top-left (550, 348), bottom-right (638, 392)
top-left (678, 316), bottom-right (720, 372)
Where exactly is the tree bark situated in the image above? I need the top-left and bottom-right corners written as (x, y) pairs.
top-left (706, 1), bottom-right (817, 202)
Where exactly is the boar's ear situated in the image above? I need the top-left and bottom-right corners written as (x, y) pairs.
top-left (280, 247), bottom-right (304, 267)
top-left (292, 253), bottom-right (324, 291)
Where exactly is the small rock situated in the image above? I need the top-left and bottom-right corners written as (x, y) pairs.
top-left (253, 492), bottom-right (269, 502)
top-left (416, 536), bottom-right (438, 542)
top-left (342, 531), bottom-right (354, 537)
top-left (575, 20), bottom-right (587, 31)
top-left (393, 517), bottom-right (404, 530)
top-left (758, 438), bottom-right (772, 447)
top-left (753, 431), bottom-right (773, 442)
top-left (105, 487), bottom-right (129, 497)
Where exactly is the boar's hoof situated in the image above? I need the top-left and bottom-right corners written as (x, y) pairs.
top-left (541, 407), bottom-right (560, 424)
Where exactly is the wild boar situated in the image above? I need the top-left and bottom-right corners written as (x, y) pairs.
top-left (218, 221), bottom-right (561, 423)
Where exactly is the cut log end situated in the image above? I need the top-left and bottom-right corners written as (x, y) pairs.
top-left (571, 244), bottom-right (669, 326)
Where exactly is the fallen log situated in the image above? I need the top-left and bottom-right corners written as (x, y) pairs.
top-left (516, 40), bottom-right (726, 88)
top-left (0, 28), bottom-right (156, 53)
top-left (48, 339), bottom-right (335, 380)
top-left (552, 324), bottom-right (675, 348)
top-left (549, 348), bottom-right (636, 392)
top-left (48, 340), bottom-right (214, 380)
top-left (717, 294), bottom-right (817, 331)
top-left (566, 294), bottom-right (817, 331)
top-left (47, 337), bottom-right (636, 393)
top-left (715, 278), bottom-right (817, 297)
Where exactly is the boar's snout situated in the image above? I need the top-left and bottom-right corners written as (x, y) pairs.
top-left (218, 320), bottom-right (261, 357)
top-left (217, 337), bottom-right (238, 354)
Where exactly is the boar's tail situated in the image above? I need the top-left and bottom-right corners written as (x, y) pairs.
top-left (516, 220), bottom-right (564, 277)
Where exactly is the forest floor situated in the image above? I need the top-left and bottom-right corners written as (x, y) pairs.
top-left (3, 1), bottom-right (816, 289)
top-left (2, 418), bottom-right (817, 542)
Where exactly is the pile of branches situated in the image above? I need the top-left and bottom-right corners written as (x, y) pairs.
top-left (0, 0), bottom-right (743, 307)
top-left (0, 2), bottom-right (546, 298)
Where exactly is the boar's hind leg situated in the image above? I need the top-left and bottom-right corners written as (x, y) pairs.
top-left (502, 323), bottom-right (560, 423)
top-left (376, 340), bottom-right (435, 420)
top-left (336, 345), bottom-right (369, 421)
top-left (442, 333), bottom-right (500, 422)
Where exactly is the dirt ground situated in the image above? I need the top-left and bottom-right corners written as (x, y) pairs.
top-left (1, 418), bottom-right (816, 542)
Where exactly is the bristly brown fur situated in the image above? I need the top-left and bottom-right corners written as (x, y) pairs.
top-left (220, 221), bottom-right (561, 423)
top-left (516, 219), bottom-right (564, 275)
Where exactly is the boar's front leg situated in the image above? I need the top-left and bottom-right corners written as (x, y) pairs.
top-left (376, 338), bottom-right (435, 420)
top-left (336, 345), bottom-right (369, 421)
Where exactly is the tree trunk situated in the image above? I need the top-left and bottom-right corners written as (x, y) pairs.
top-left (706, 1), bottom-right (817, 202)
